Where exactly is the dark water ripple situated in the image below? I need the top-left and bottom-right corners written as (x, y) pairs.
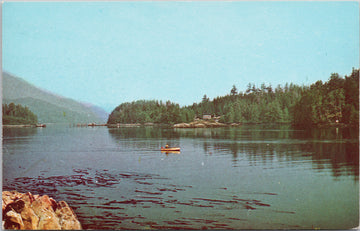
top-left (3, 167), bottom-right (282, 229)
top-left (3, 126), bottom-right (358, 229)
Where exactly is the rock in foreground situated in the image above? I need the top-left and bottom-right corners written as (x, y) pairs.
top-left (2, 191), bottom-right (81, 230)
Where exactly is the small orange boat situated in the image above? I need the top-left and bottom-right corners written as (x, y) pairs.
top-left (161, 147), bottom-right (180, 152)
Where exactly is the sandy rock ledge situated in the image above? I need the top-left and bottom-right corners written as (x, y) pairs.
top-left (173, 120), bottom-right (241, 128)
top-left (2, 191), bottom-right (82, 230)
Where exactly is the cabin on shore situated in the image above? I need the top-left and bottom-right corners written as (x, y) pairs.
top-left (202, 114), bottom-right (212, 120)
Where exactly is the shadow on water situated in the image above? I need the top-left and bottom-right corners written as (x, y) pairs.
top-left (174, 125), bottom-right (359, 181)
top-left (107, 126), bottom-right (181, 149)
top-left (108, 126), bottom-right (180, 140)
top-left (107, 125), bottom-right (358, 180)
top-left (3, 127), bottom-right (38, 138)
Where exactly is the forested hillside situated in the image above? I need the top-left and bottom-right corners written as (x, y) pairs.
top-left (2, 103), bottom-right (38, 125)
top-left (107, 100), bottom-right (194, 124)
top-left (108, 69), bottom-right (359, 126)
top-left (2, 72), bottom-right (107, 123)
top-left (294, 69), bottom-right (359, 126)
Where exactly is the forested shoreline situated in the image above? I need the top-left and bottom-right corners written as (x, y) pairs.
top-left (108, 69), bottom-right (359, 127)
top-left (4, 69), bottom-right (357, 127)
top-left (2, 102), bottom-right (38, 125)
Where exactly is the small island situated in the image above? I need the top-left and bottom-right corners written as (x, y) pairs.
top-left (2, 103), bottom-right (39, 127)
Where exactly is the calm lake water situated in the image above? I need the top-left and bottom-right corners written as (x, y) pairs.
top-left (2, 124), bottom-right (359, 229)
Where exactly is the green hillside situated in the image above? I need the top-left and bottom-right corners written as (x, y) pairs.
top-left (108, 69), bottom-right (359, 127)
top-left (2, 72), bottom-right (107, 124)
top-left (2, 102), bottom-right (38, 125)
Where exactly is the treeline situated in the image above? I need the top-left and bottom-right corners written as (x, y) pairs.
top-left (191, 68), bottom-right (359, 126)
top-left (294, 69), bottom-right (359, 126)
top-left (2, 102), bottom-right (38, 125)
top-left (108, 69), bottom-right (359, 126)
top-left (190, 83), bottom-right (303, 124)
top-left (107, 100), bottom-right (195, 124)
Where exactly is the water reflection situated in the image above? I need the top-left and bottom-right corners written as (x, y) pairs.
top-left (2, 127), bottom-right (39, 157)
top-left (107, 126), bottom-right (358, 180)
top-left (174, 124), bottom-right (359, 141)
top-left (161, 151), bottom-right (181, 155)
top-left (207, 140), bottom-right (358, 180)
top-left (108, 127), bottom-right (181, 151)
top-left (3, 127), bottom-right (38, 138)
top-left (3, 125), bottom-right (358, 229)
top-left (173, 125), bottom-right (359, 180)
top-left (108, 126), bottom-right (180, 139)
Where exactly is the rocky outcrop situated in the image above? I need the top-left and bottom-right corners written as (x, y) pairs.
top-left (173, 120), bottom-right (241, 128)
top-left (2, 191), bottom-right (81, 230)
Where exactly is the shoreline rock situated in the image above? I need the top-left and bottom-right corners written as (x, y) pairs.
top-left (2, 191), bottom-right (81, 230)
top-left (173, 120), bottom-right (241, 128)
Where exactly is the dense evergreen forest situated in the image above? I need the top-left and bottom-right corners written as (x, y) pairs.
top-left (107, 69), bottom-right (359, 126)
top-left (107, 100), bottom-right (191, 124)
top-left (2, 102), bottom-right (38, 125)
top-left (294, 69), bottom-right (359, 126)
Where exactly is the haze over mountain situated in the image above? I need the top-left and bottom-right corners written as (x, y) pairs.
top-left (2, 72), bottom-right (108, 123)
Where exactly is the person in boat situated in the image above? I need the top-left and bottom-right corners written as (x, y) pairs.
top-left (165, 144), bottom-right (169, 148)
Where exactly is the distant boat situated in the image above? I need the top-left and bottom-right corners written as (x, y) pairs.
top-left (36, 124), bottom-right (46, 128)
top-left (161, 147), bottom-right (180, 152)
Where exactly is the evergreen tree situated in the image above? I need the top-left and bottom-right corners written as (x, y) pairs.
top-left (107, 69), bottom-right (359, 127)
top-left (230, 85), bottom-right (238, 96)
top-left (2, 103), bottom-right (38, 125)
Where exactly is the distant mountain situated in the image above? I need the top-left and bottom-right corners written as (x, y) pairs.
top-left (2, 72), bottom-right (108, 124)
top-left (81, 102), bottom-right (109, 123)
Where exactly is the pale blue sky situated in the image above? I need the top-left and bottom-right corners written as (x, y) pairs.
top-left (3, 1), bottom-right (359, 112)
